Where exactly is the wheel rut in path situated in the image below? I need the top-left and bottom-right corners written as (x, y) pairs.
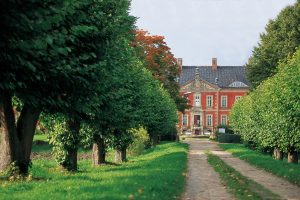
top-left (213, 149), bottom-right (300, 200)
top-left (182, 139), bottom-right (233, 200)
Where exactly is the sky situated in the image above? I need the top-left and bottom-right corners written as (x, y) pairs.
top-left (130, 0), bottom-right (296, 66)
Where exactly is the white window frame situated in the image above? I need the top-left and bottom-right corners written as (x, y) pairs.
top-left (206, 115), bottom-right (212, 126)
top-left (235, 96), bottom-right (242, 102)
top-left (182, 114), bottom-right (188, 126)
top-left (195, 94), bottom-right (200, 107)
top-left (221, 96), bottom-right (228, 107)
top-left (221, 115), bottom-right (227, 125)
top-left (206, 95), bottom-right (213, 108)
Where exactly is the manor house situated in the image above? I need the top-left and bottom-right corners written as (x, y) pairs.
top-left (178, 58), bottom-right (250, 135)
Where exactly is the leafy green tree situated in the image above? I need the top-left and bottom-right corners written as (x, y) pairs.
top-left (0, 0), bottom-right (135, 173)
top-left (141, 83), bottom-right (178, 146)
top-left (264, 49), bottom-right (300, 163)
top-left (231, 48), bottom-right (300, 163)
top-left (133, 30), bottom-right (188, 112)
top-left (247, 1), bottom-right (300, 88)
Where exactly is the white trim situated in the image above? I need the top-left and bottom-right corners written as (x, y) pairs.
top-left (221, 95), bottom-right (228, 107)
top-left (206, 114), bottom-right (213, 126)
top-left (235, 96), bottom-right (242, 102)
top-left (221, 115), bottom-right (227, 125)
top-left (195, 94), bottom-right (201, 107)
top-left (182, 114), bottom-right (189, 126)
top-left (206, 95), bottom-right (213, 108)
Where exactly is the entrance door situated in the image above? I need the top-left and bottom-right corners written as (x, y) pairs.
top-left (194, 115), bottom-right (201, 126)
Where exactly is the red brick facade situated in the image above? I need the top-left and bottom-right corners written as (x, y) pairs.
top-left (178, 59), bottom-right (249, 135)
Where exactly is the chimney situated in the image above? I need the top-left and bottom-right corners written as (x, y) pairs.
top-left (177, 58), bottom-right (183, 71)
top-left (212, 58), bottom-right (217, 71)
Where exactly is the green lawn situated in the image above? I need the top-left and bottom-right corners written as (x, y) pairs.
top-left (207, 153), bottom-right (280, 200)
top-left (33, 134), bottom-right (49, 142)
top-left (219, 143), bottom-right (300, 186)
top-left (0, 142), bottom-right (188, 200)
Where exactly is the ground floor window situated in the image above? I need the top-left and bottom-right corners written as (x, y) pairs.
top-left (221, 115), bottom-right (227, 125)
top-left (206, 115), bottom-right (212, 126)
top-left (182, 114), bottom-right (188, 126)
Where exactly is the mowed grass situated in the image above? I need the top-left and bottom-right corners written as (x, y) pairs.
top-left (219, 143), bottom-right (300, 186)
top-left (0, 142), bottom-right (188, 200)
top-left (32, 134), bottom-right (52, 153)
top-left (207, 153), bottom-right (280, 200)
top-left (33, 134), bottom-right (49, 142)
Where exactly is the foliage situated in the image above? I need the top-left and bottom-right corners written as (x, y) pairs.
top-left (0, 142), bottom-right (188, 200)
top-left (230, 48), bottom-right (300, 155)
top-left (133, 30), bottom-right (188, 112)
top-left (220, 143), bottom-right (300, 186)
top-left (217, 133), bottom-right (241, 144)
top-left (247, 1), bottom-right (300, 88)
top-left (0, 0), bottom-right (136, 173)
top-left (128, 127), bottom-right (150, 156)
top-left (0, 0), bottom-right (180, 173)
top-left (44, 115), bottom-right (77, 166)
top-left (207, 153), bottom-right (280, 200)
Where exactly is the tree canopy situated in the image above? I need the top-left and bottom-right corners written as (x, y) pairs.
top-left (231, 48), bottom-right (300, 163)
top-left (132, 30), bottom-right (188, 112)
top-left (0, 0), bottom-right (180, 174)
top-left (246, 1), bottom-right (300, 88)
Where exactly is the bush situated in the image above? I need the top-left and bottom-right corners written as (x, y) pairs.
top-left (128, 127), bottom-right (150, 156)
top-left (160, 134), bottom-right (177, 141)
top-left (217, 133), bottom-right (241, 143)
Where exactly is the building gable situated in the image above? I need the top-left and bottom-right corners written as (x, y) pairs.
top-left (181, 76), bottom-right (219, 93)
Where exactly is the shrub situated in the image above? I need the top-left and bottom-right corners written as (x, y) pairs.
top-left (128, 127), bottom-right (150, 156)
top-left (217, 133), bottom-right (241, 143)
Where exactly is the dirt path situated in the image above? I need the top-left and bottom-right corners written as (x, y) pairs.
top-left (212, 149), bottom-right (300, 200)
top-left (182, 139), bottom-right (233, 200)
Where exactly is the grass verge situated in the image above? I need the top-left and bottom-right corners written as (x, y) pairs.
top-left (219, 143), bottom-right (300, 186)
top-left (207, 152), bottom-right (280, 200)
top-left (0, 142), bottom-right (188, 200)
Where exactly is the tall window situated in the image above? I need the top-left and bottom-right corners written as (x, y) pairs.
top-left (235, 96), bottom-right (242, 102)
top-left (195, 94), bottom-right (200, 106)
top-left (221, 96), bottom-right (227, 107)
top-left (221, 115), bottom-right (227, 125)
top-left (206, 115), bottom-right (212, 126)
top-left (206, 95), bottom-right (213, 108)
top-left (182, 114), bottom-right (188, 126)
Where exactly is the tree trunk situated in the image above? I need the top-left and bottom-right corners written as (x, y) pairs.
top-left (288, 149), bottom-right (298, 164)
top-left (16, 104), bottom-right (41, 174)
top-left (273, 148), bottom-right (283, 160)
top-left (61, 118), bottom-right (80, 171)
top-left (115, 147), bottom-right (126, 163)
top-left (158, 135), bottom-right (161, 144)
top-left (0, 94), bottom-right (40, 175)
top-left (176, 134), bottom-right (180, 142)
top-left (0, 100), bottom-right (12, 171)
top-left (151, 135), bottom-right (159, 147)
top-left (92, 138), bottom-right (106, 166)
top-left (62, 148), bottom-right (78, 171)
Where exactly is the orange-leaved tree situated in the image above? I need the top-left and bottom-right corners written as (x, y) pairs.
top-left (132, 29), bottom-right (188, 112)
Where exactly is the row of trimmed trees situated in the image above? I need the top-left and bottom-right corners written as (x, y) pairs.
top-left (230, 49), bottom-right (300, 163)
top-left (0, 0), bottom-right (183, 175)
top-left (230, 1), bottom-right (300, 164)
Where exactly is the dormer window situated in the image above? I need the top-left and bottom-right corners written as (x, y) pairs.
top-left (229, 81), bottom-right (248, 87)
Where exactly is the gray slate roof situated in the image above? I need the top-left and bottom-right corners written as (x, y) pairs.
top-left (179, 66), bottom-right (250, 88)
